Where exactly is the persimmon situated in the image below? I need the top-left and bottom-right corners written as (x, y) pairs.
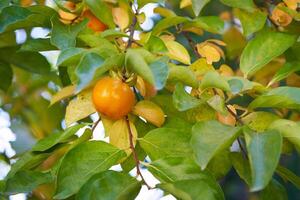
top-left (92, 77), bottom-right (135, 120)
top-left (83, 10), bottom-right (107, 32)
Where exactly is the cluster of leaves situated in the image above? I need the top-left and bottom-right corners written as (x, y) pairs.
top-left (1, 0), bottom-right (300, 199)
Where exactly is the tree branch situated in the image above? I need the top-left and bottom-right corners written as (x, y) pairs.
top-left (125, 115), bottom-right (151, 189)
top-left (182, 31), bottom-right (201, 58)
top-left (91, 117), bottom-right (101, 133)
top-left (126, 5), bottom-right (138, 50)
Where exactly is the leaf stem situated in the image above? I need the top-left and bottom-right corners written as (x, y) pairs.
top-left (125, 115), bottom-right (151, 189)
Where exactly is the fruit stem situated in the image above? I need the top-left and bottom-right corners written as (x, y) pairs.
top-left (125, 115), bottom-right (152, 190)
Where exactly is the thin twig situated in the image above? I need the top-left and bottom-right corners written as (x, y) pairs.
top-left (91, 117), bottom-right (101, 133)
top-left (126, 3), bottom-right (138, 50)
top-left (125, 115), bottom-right (151, 189)
top-left (182, 32), bottom-right (201, 58)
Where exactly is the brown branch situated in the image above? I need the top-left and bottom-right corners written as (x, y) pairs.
top-left (182, 32), bottom-right (201, 58)
top-left (126, 5), bottom-right (138, 50)
top-left (91, 117), bottom-right (101, 133)
top-left (125, 115), bottom-right (151, 189)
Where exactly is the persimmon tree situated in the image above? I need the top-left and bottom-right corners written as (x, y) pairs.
top-left (1, 0), bottom-right (300, 199)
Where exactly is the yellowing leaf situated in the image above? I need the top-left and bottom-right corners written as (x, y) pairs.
top-left (271, 3), bottom-right (293, 27)
top-left (109, 118), bottom-right (137, 156)
top-left (206, 39), bottom-right (226, 46)
top-left (137, 12), bottom-right (146, 24)
top-left (196, 42), bottom-right (222, 64)
top-left (284, 0), bottom-right (300, 10)
top-left (180, 0), bottom-right (192, 8)
top-left (189, 58), bottom-right (214, 80)
top-left (218, 64), bottom-right (234, 77)
top-left (112, 7), bottom-right (129, 30)
top-left (153, 7), bottom-right (176, 17)
top-left (133, 100), bottom-right (165, 127)
top-left (65, 89), bottom-right (96, 127)
top-left (182, 27), bottom-right (204, 35)
top-left (164, 40), bottom-right (191, 65)
top-left (101, 115), bottom-right (115, 137)
top-left (50, 85), bottom-right (75, 106)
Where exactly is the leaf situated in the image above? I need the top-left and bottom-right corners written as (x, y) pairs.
top-left (191, 0), bottom-right (210, 16)
top-left (0, 47), bottom-right (51, 74)
top-left (76, 171), bottom-right (141, 200)
top-left (207, 95), bottom-right (227, 115)
top-left (100, 29), bottom-right (128, 39)
top-left (240, 29), bottom-right (297, 77)
top-left (168, 65), bottom-right (199, 88)
top-left (152, 16), bottom-right (188, 35)
top-left (4, 171), bottom-right (53, 194)
top-left (85, 0), bottom-right (115, 28)
top-left (222, 27), bottom-right (247, 60)
top-left (276, 165), bottom-right (300, 190)
top-left (158, 178), bottom-right (224, 200)
top-left (50, 85), bottom-right (75, 106)
top-left (249, 86), bottom-right (300, 110)
top-left (50, 16), bottom-right (88, 50)
top-left (55, 141), bottom-right (126, 199)
top-left (164, 40), bottom-right (191, 65)
top-left (206, 150), bottom-right (232, 180)
top-left (268, 119), bottom-right (300, 150)
top-left (242, 112), bottom-right (279, 132)
top-left (145, 35), bottom-right (168, 53)
top-left (269, 61), bottom-right (300, 86)
top-left (139, 128), bottom-right (192, 160)
top-left (173, 83), bottom-right (202, 111)
top-left (0, 62), bottom-right (12, 91)
top-left (32, 124), bottom-right (87, 152)
top-left (230, 152), bottom-right (252, 185)
top-left (133, 100), bottom-right (165, 127)
top-left (108, 119), bottom-right (137, 156)
top-left (220, 0), bottom-right (256, 12)
top-left (226, 76), bottom-right (263, 94)
top-left (188, 58), bottom-right (214, 79)
top-left (125, 48), bottom-right (155, 85)
top-left (0, 31), bottom-right (16, 48)
top-left (191, 120), bottom-right (241, 170)
top-left (56, 48), bottom-right (86, 66)
top-left (112, 7), bottom-right (130, 31)
top-left (234, 8), bottom-right (267, 37)
top-left (259, 179), bottom-right (288, 200)
top-left (244, 128), bottom-right (282, 191)
top-left (149, 56), bottom-right (169, 90)
top-left (65, 89), bottom-right (96, 127)
top-left (200, 71), bottom-right (231, 92)
top-left (20, 38), bottom-right (57, 52)
top-left (189, 16), bottom-right (225, 34)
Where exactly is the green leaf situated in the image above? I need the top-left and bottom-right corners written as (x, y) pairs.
top-left (168, 65), bottom-right (199, 88)
top-left (226, 76), bottom-right (263, 94)
top-left (100, 29), bottom-right (129, 39)
top-left (149, 56), bottom-right (169, 90)
top-left (191, 0), bottom-right (210, 16)
top-left (0, 0), bottom-right (9, 11)
top-left (50, 16), bottom-right (88, 50)
top-left (200, 71), bottom-right (231, 92)
top-left (55, 141), bottom-right (126, 199)
top-left (221, 0), bottom-right (256, 12)
top-left (269, 61), bottom-right (300, 86)
top-left (191, 120), bottom-right (241, 170)
top-left (242, 111), bottom-right (279, 132)
top-left (276, 165), bottom-right (300, 190)
top-left (240, 29), bottom-right (297, 77)
top-left (5, 171), bottom-right (53, 194)
top-left (190, 16), bottom-right (225, 34)
top-left (145, 35), bottom-right (167, 53)
top-left (206, 150), bottom-right (232, 180)
top-left (77, 171), bottom-right (141, 200)
top-left (139, 128), bottom-right (192, 160)
top-left (0, 47), bottom-right (51, 74)
top-left (56, 47), bottom-right (86, 66)
top-left (173, 83), bottom-right (202, 111)
top-left (147, 157), bottom-right (210, 182)
top-left (85, 0), bottom-right (115, 28)
top-left (158, 178), bottom-right (224, 200)
top-left (152, 16), bottom-right (188, 35)
top-left (75, 52), bottom-right (105, 92)
top-left (268, 119), bottom-right (300, 150)
top-left (234, 8), bottom-right (267, 37)
top-left (230, 152), bottom-right (251, 185)
top-left (32, 124), bottom-right (87, 152)
top-left (207, 95), bottom-right (227, 115)
top-left (249, 87), bottom-right (300, 110)
top-left (259, 179), bottom-right (288, 200)
top-left (20, 38), bottom-right (57, 52)
top-left (125, 48), bottom-right (155, 85)
top-left (244, 128), bottom-right (282, 191)
top-left (0, 62), bottom-right (12, 91)
top-left (0, 32), bottom-right (16, 48)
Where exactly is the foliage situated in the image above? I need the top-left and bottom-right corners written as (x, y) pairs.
top-left (0, 0), bottom-right (300, 199)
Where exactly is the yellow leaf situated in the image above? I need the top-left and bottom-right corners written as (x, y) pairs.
top-left (180, 0), bottom-right (192, 8)
top-left (218, 64), bottom-right (234, 77)
top-left (109, 118), bottom-right (137, 156)
top-left (153, 7), bottom-right (176, 17)
top-left (101, 115), bottom-right (116, 137)
top-left (137, 12), bottom-right (146, 24)
top-left (65, 89), bottom-right (96, 127)
top-left (283, 0), bottom-right (300, 10)
top-left (136, 76), bottom-right (146, 97)
top-left (206, 39), bottom-right (226, 46)
top-left (164, 40), bottom-right (191, 65)
top-left (196, 42), bottom-right (221, 64)
top-left (133, 100), bottom-right (165, 127)
top-left (50, 85), bottom-right (75, 106)
top-left (271, 3), bottom-right (293, 27)
top-left (160, 34), bottom-right (175, 41)
top-left (112, 7), bottom-right (129, 30)
top-left (189, 58), bottom-right (214, 80)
